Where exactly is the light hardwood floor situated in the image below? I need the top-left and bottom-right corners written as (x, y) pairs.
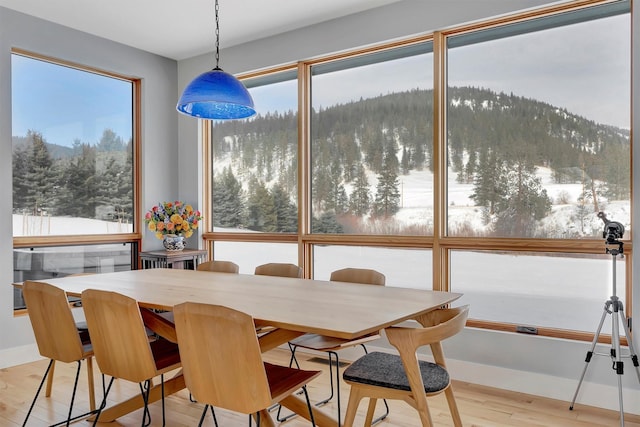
top-left (1, 348), bottom-right (639, 427)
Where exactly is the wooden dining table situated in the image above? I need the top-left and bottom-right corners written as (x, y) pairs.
top-left (45, 268), bottom-right (461, 427)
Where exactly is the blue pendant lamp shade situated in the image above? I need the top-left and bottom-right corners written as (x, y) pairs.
top-left (176, 0), bottom-right (256, 120)
top-left (176, 67), bottom-right (256, 119)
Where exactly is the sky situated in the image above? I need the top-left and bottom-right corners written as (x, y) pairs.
top-left (11, 8), bottom-right (631, 147)
top-left (11, 54), bottom-right (133, 147)
top-left (256, 11), bottom-right (630, 130)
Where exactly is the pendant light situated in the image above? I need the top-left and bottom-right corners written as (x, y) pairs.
top-left (176, 0), bottom-right (256, 120)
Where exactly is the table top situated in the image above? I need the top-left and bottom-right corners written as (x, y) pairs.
top-left (45, 268), bottom-right (461, 340)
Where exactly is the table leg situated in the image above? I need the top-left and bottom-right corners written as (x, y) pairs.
top-left (279, 394), bottom-right (338, 427)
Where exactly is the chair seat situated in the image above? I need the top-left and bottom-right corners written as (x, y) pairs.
top-left (289, 332), bottom-right (380, 352)
top-left (343, 352), bottom-right (449, 393)
top-left (264, 362), bottom-right (322, 403)
top-left (150, 338), bottom-right (181, 371)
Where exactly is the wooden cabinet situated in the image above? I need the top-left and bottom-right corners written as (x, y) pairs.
top-left (139, 249), bottom-right (207, 270)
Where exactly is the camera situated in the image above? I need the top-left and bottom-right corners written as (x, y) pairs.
top-left (598, 212), bottom-right (624, 244)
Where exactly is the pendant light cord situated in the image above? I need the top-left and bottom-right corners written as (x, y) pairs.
top-left (214, 0), bottom-right (221, 70)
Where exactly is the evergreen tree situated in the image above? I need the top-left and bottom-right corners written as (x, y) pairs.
top-left (470, 148), bottom-right (505, 216)
top-left (271, 184), bottom-right (298, 232)
top-left (96, 128), bottom-right (125, 152)
top-left (25, 130), bottom-right (57, 215)
top-left (373, 146), bottom-right (401, 218)
top-left (349, 164), bottom-right (371, 216)
top-left (12, 144), bottom-right (30, 212)
top-left (57, 143), bottom-right (97, 218)
top-left (312, 211), bottom-right (344, 233)
top-left (246, 179), bottom-right (276, 232)
top-left (212, 167), bottom-right (246, 228)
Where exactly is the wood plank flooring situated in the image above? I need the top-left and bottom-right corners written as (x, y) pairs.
top-left (1, 348), bottom-right (639, 426)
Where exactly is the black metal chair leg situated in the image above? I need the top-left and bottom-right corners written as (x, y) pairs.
top-left (302, 385), bottom-right (317, 427)
top-left (139, 380), bottom-right (152, 427)
top-left (209, 405), bottom-right (219, 427)
top-left (22, 359), bottom-right (54, 427)
top-left (92, 377), bottom-right (116, 427)
top-left (197, 404), bottom-right (209, 427)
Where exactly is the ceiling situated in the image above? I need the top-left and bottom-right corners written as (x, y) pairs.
top-left (0, 0), bottom-right (402, 60)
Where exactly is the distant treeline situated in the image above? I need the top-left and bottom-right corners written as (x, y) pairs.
top-left (211, 86), bottom-right (630, 236)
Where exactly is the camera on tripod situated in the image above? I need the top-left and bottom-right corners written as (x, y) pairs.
top-left (598, 211), bottom-right (624, 245)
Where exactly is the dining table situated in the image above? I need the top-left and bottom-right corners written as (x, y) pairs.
top-left (45, 268), bottom-right (462, 427)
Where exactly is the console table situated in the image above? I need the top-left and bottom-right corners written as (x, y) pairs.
top-left (139, 248), bottom-right (207, 270)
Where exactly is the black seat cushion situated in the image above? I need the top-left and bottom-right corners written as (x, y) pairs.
top-left (343, 351), bottom-right (449, 393)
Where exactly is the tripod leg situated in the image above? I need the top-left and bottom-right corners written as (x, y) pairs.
top-left (617, 308), bottom-right (640, 383)
top-left (611, 300), bottom-right (624, 427)
top-left (570, 306), bottom-right (609, 410)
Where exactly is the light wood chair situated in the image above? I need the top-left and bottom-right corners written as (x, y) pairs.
top-left (21, 280), bottom-right (99, 427)
top-left (287, 268), bottom-right (389, 426)
top-left (254, 262), bottom-right (303, 278)
top-left (197, 259), bottom-right (240, 274)
top-left (81, 289), bottom-right (182, 427)
top-left (342, 305), bottom-right (470, 427)
top-left (173, 302), bottom-right (322, 426)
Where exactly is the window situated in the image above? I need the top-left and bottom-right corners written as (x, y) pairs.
top-left (446, 2), bottom-right (630, 238)
top-left (12, 52), bottom-right (135, 237)
top-left (205, 0), bottom-right (632, 342)
top-left (13, 243), bottom-right (134, 310)
top-left (310, 43), bottom-right (434, 235)
top-left (210, 70), bottom-right (298, 233)
top-left (11, 51), bottom-right (140, 313)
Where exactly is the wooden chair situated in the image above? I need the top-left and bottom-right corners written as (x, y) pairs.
top-left (21, 280), bottom-right (99, 427)
top-left (254, 262), bottom-right (303, 278)
top-left (342, 305), bottom-right (470, 427)
top-left (287, 268), bottom-right (389, 426)
top-left (197, 259), bottom-right (240, 274)
top-left (173, 302), bottom-right (322, 426)
top-left (81, 289), bottom-right (182, 427)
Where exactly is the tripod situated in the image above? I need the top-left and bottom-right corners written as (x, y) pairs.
top-left (570, 239), bottom-right (640, 426)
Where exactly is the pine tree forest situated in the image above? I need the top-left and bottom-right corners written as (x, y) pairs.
top-left (12, 129), bottom-right (133, 225)
top-left (210, 86), bottom-right (630, 238)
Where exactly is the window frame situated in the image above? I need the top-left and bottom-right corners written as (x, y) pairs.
top-left (11, 49), bottom-right (142, 316)
top-left (202, 0), bottom-right (632, 343)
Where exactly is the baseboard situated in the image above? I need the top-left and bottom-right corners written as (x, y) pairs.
top-left (0, 344), bottom-right (41, 369)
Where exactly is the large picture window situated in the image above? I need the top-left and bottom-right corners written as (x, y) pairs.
top-left (12, 52), bottom-right (135, 237)
top-left (445, 2), bottom-right (630, 238)
top-left (310, 44), bottom-right (434, 235)
top-left (205, 0), bottom-right (632, 341)
top-left (210, 70), bottom-right (298, 233)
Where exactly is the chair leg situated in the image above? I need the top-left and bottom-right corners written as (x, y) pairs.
top-left (301, 385), bottom-right (317, 427)
top-left (139, 380), bottom-right (152, 427)
top-left (359, 345), bottom-right (389, 425)
top-left (92, 376), bottom-right (116, 427)
top-left (342, 385), bottom-right (364, 427)
top-left (364, 398), bottom-right (377, 427)
top-left (45, 359), bottom-right (56, 397)
top-left (444, 386), bottom-right (463, 427)
top-left (86, 357), bottom-right (96, 411)
top-left (209, 405), bottom-right (219, 427)
top-left (197, 405), bottom-right (209, 427)
top-left (23, 359), bottom-right (54, 426)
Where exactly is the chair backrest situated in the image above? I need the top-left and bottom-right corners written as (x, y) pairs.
top-left (330, 268), bottom-right (385, 286)
top-left (197, 260), bottom-right (240, 274)
top-left (173, 302), bottom-right (272, 414)
top-left (386, 305), bottom-right (469, 367)
top-left (254, 263), bottom-right (302, 278)
top-left (81, 289), bottom-right (159, 383)
top-left (22, 281), bottom-right (85, 363)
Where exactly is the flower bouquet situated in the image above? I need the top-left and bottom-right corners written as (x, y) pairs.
top-left (144, 201), bottom-right (202, 250)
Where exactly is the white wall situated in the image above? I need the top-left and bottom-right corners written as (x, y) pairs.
top-left (0, 6), bottom-right (179, 365)
top-left (177, 0), bottom-right (640, 413)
